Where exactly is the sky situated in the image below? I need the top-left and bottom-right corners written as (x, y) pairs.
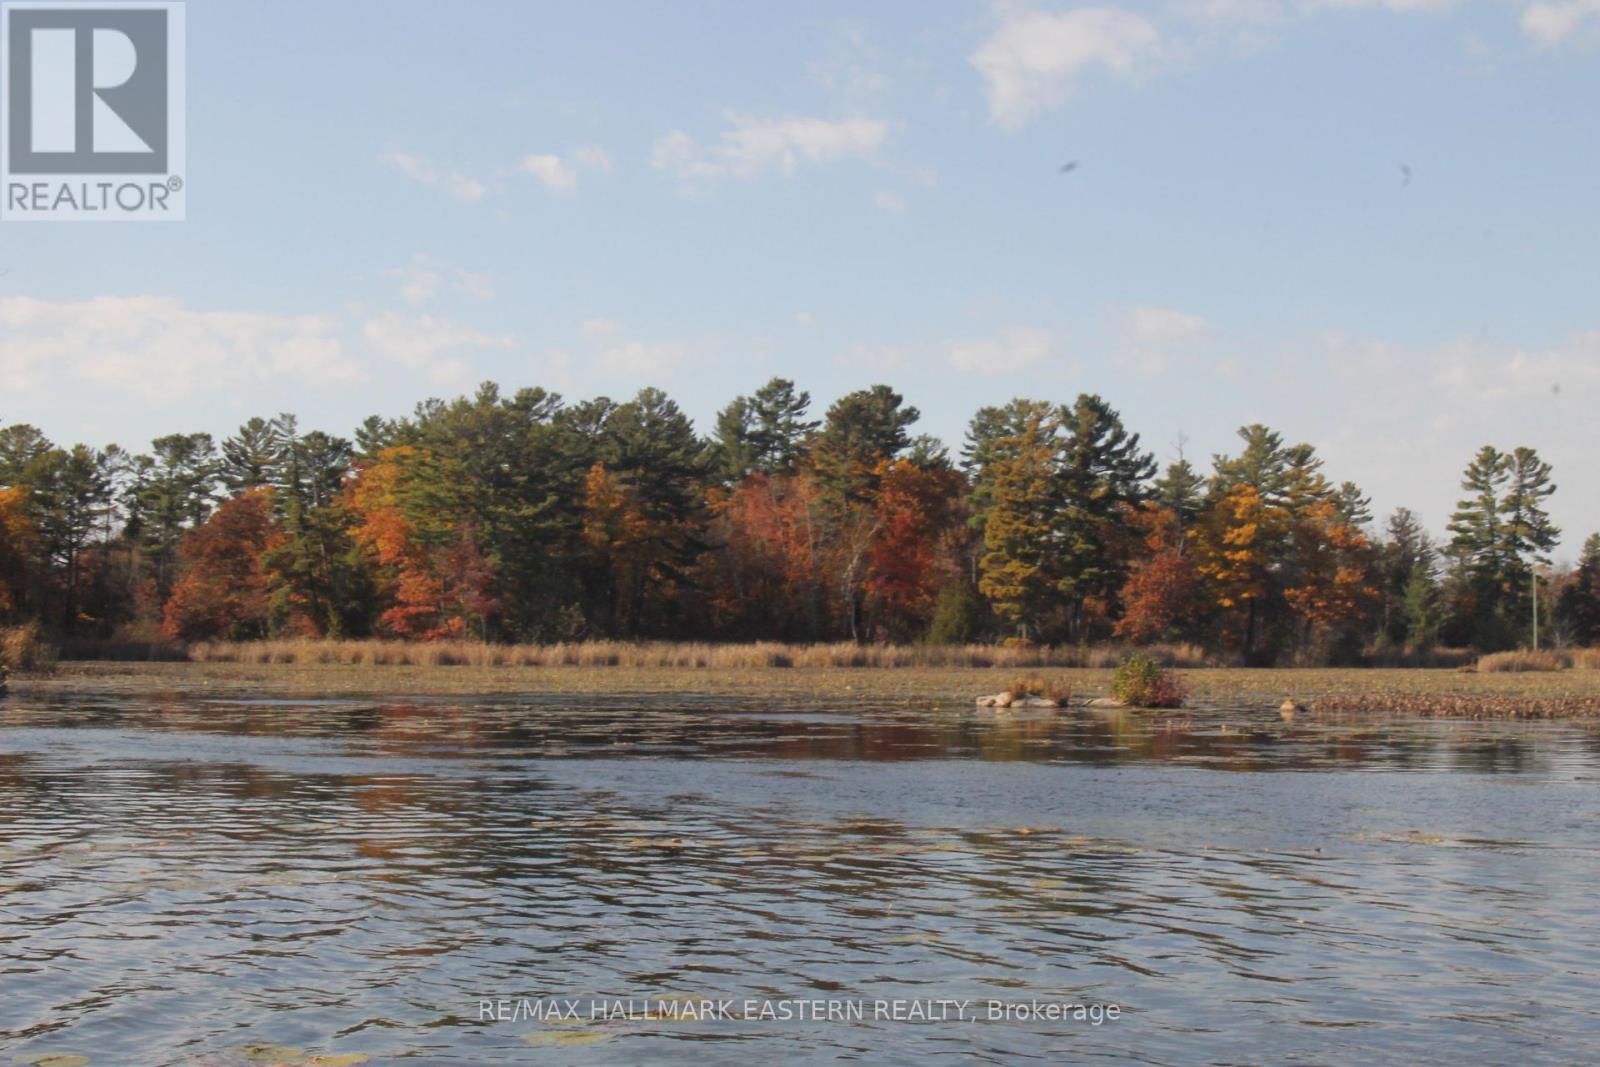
top-left (1, 0), bottom-right (1597, 555)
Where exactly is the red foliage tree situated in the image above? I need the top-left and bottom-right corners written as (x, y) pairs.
top-left (162, 488), bottom-right (284, 640)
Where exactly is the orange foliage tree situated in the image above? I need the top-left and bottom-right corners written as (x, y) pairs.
top-left (1284, 499), bottom-right (1379, 643)
top-left (1191, 484), bottom-right (1289, 655)
top-left (347, 446), bottom-right (496, 639)
top-left (706, 472), bottom-right (826, 639)
top-left (162, 488), bottom-right (284, 640)
top-left (1115, 504), bottom-right (1203, 643)
top-left (0, 486), bottom-right (36, 619)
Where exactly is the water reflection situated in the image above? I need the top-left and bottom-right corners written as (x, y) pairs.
top-left (1, 693), bottom-right (1597, 1065)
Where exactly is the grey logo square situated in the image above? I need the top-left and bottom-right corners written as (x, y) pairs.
top-left (6, 6), bottom-right (168, 174)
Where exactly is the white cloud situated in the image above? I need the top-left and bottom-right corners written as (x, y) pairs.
top-left (562, 318), bottom-right (684, 377)
top-left (1128, 306), bottom-right (1209, 342)
top-left (971, 8), bottom-right (1161, 127)
top-left (571, 144), bottom-right (614, 172)
top-left (362, 312), bottom-right (514, 385)
top-left (387, 254), bottom-right (494, 306)
top-left (794, 311), bottom-right (817, 328)
top-left (518, 146), bottom-right (614, 193)
top-left (0, 296), bottom-right (361, 400)
top-left (837, 342), bottom-right (909, 372)
top-left (1520, 0), bottom-right (1600, 44)
top-left (651, 112), bottom-right (889, 184)
top-left (380, 150), bottom-right (487, 202)
top-left (874, 188), bottom-right (908, 213)
top-left (519, 154), bottom-right (579, 193)
top-left (1316, 329), bottom-right (1600, 548)
top-left (1309, 0), bottom-right (1455, 11)
top-left (946, 326), bottom-right (1053, 375)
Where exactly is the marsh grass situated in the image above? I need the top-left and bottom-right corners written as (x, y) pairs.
top-left (186, 639), bottom-right (1215, 671)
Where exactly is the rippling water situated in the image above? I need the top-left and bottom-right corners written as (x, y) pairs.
top-left (3, 692), bottom-right (1599, 1065)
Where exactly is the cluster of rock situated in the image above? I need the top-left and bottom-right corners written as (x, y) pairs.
top-left (974, 692), bottom-right (1061, 708)
top-left (975, 692), bottom-right (1131, 709)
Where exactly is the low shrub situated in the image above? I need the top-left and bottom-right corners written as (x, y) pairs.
top-left (1477, 649), bottom-right (1568, 673)
top-left (1111, 652), bottom-right (1188, 708)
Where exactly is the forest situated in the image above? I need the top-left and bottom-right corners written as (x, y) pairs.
top-left (1, 379), bottom-right (1594, 664)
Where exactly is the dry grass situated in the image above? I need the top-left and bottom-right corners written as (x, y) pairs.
top-left (0, 624), bottom-right (57, 674)
top-left (1004, 673), bottom-right (1073, 704)
top-left (185, 638), bottom-right (1216, 671)
top-left (1570, 648), bottom-right (1600, 670)
top-left (1477, 649), bottom-right (1569, 673)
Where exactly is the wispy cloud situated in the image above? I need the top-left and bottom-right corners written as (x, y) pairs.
top-left (1128, 306), bottom-right (1209, 343)
top-left (1520, 0), bottom-right (1600, 45)
top-left (0, 296), bottom-right (362, 399)
top-left (380, 150), bottom-right (487, 202)
top-left (362, 312), bottom-right (514, 386)
top-left (873, 188), bottom-right (908, 214)
top-left (946, 326), bottom-right (1053, 375)
top-left (572, 318), bottom-right (686, 376)
top-left (652, 112), bottom-right (889, 186)
top-left (518, 154), bottom-right (579, 193)
top-left (971, 8), bottom-right (1162, 128)
top-left (973, 0), bottom-right (1462, 127)
top-left (518, 146), bottom-right (613, 194)
top-left (387, 254), bottom-right (494, 306)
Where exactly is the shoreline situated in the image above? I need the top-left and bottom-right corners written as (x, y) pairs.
top-left (8, 661), bottom-right (1600, 719)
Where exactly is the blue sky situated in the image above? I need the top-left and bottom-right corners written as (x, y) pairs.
top-left (2, 0), bottom-right (1598, 553)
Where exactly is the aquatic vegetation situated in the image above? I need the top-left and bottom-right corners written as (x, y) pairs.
top-left (1111, 652), bottom-right (1188, 708)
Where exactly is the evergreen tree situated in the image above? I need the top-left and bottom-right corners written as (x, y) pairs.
top-left (811, 385), bottom-right (918, 501)
top-left (713, 378), bottom-right (818, 481)
top-left (963, 399), bottom-right (1054, 533)
top-left (1558, 534), bottom-right (1600, 646)
top-left (1447, 445), bottom-right (1509, 581)
top-left (219, 416), bottom-right (286, 492)
top-left (1211, 424), bottom-right (1292, 505)
top-left (1335, 481), bottom-right (1373, 527)
top-left (1153, 456), bottom-right (1205, 540)
top-left (977, 407), bottom-right (1062, 639)
top-left (1053, 393), bottom-right (1155, 637)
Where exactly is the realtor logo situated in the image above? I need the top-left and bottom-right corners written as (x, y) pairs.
top-left (1, 1), bottom-right (185, 220)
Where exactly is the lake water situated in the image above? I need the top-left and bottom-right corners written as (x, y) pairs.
top-left (2, 692), bottom-right (1598, 1065)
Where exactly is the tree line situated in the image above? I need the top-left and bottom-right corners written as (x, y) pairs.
top-left (1, 379), bottom-right (1594, 662)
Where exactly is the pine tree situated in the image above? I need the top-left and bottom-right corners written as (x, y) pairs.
top-left (1500, 447), bottom-right (1559, 567)
top-left (811, 385), bottom-right (918, 502)
top-left (1558, 534), bottom-right (1600, 646)
top-left (219, 416), bottom-right (287, 492)
top-left (1053, 393), bottom-right (1155, 638)
top-left (977, 408), bottom-right (1062, 638)
top-left (714, 378), bottom-right (818, 482)
top-left (1153, 457), bottom-right (1205, 541)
